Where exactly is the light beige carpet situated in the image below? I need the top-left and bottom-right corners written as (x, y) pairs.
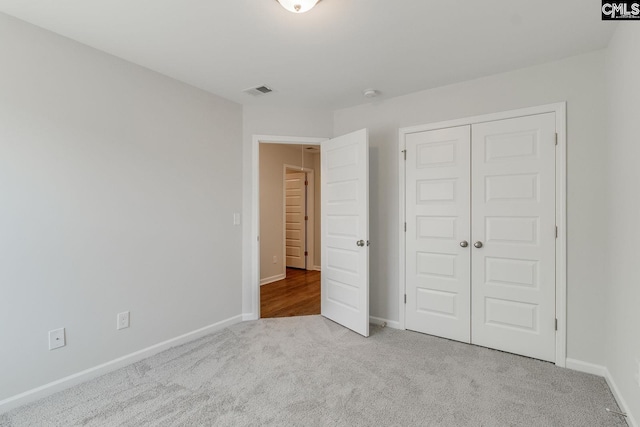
top-left (1, 316), bottom-right (627, 426)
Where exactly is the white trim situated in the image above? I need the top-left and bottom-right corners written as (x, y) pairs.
top-left (250, 135), bottom-right (328, 320)
top-left (566, 359), bottom-right (637, 426)
top-left (565, 358), bottom-right (606, 377)
top-left (242, 313), bottom-right (258, 321)
top-left (605, 368), bottom-right (638, 427)
top-left (398, 102), bottom-right (568, 367)
top-left (398, 132), bottom-right (406, 331)
top-left (0, 314), bottom-right (243, 414)
top-left (311, 265), bottom-right (322, 271)
top-left (260, 273), bottom-right (286, 286)
top-left (554, 103), bottom-right (568, 368)
top-left (400, 103), bottom-right (567, 134)
top-left (370, 316), bottom-right (401, 330)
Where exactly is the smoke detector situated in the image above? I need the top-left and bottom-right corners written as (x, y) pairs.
top-left (363, 88), bottom-right (378, 98)
top-left (243, 85), bottom-right (274, 97)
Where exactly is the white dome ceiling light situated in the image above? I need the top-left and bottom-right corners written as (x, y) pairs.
top-left (276, 0), bottom-right (321, 14)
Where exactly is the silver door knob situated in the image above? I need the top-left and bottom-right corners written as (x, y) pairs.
top-left (474, 241), bottom-right (483, 248)
top-left (356, 240), bottom-right (365, 247)
top-left (460, 241), bottom-right (469, 248)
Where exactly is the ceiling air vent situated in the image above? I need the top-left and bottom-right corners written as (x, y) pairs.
top-left (243, 85), bottom-right (273, 97)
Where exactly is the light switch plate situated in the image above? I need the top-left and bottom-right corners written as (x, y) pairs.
top-left (49, 328), bottom-right (65, 350)
top-left (233, 213), bottom-right (241, 226)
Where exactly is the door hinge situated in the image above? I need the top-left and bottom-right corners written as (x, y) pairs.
top-left (555, 226), bottom-right (558, 238)
top-left (304, 251), bottom-right (308, 256)
top-left (404, 222), bottom-right (407, 232)
top-left (305, 180), bottom-right (308, 186)
top-left (404, 294), bottom-right (407, 304)
top-left (555, 318), bottom-right (558, 331)
top-left (305, 215), bottom-right (309, 221)
top-left (402, 149), bottom-right (407, 160)
top-left (555, 133), bottom-right (558, 146)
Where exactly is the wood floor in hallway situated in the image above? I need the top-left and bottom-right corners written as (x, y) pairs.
top-left (260, 268), bottom-right (320, 318)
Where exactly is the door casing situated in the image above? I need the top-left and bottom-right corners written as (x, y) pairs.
top-left (250, 135), bottom-right (328, 320)
top-left (398, 102), bottom-right (567, 367)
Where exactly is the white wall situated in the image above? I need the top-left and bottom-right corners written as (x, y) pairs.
top-left (604, 24), bottom-right (640, 424)
top-left (242, 106), bottom-right (333, 316)
top-left (259, 144), bottom-right (317, 280)
top-left (0, 13), bottom-right (243, 401)
top-left (333, 51), bottom-right (608, 366)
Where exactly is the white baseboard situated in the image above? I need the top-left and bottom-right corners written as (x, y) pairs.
top-left (604, 368), bottom-right (638, 427)
top-left (565, 358), bottom-right (607, 377)
top-left (311, 265), bottom-right (321, 271)
top-left (242, 313), bottom-right (258, 321)
top-left (260, 273), bottom-right (285, 286)
top-left (565, 358), bottom-right (637, 427)
top-left (370, 316), bottom-right (401, 330)
top-left (0, 314), bottom-right (243, 415)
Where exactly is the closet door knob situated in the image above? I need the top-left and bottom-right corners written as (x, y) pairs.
top-left (474, 241), bottom-right (483, 248)
top-left (356, 240), bottom-right (365, 247)
top-left (460, 241), bottom-right (469, 248)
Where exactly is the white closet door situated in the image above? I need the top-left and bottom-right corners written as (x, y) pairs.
top-left (285, 172), bottom-right (306, 269)
top-left (405, 126), bottom-right (471, 343)
top-left (321, 128), bottom-right (369, 337)
top-left (471, 113), bottom-right (556, 362)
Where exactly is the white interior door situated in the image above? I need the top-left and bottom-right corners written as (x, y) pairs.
top-left (405, 126), bottom-right (471, 343)
top-left (471, 113), bottom-right (556, 362)
top-left (285, 171), bottom-right (306, 269)
top-left (321, 128), bottom-right (369, 337)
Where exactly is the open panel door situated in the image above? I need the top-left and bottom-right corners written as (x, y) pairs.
top-left (321, 128), bottom-right (370, 337)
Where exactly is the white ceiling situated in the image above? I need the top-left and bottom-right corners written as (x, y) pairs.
top-left (0, 0), bottom-right (615, 110)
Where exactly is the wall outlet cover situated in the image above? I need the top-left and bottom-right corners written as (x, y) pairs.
top-left (49, 328), bottom-right (66, 350)
top-left (117, 311), bottom-right (130, 330)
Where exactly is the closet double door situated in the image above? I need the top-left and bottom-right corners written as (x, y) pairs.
top-left (405, 113), bottom-right (557, 362)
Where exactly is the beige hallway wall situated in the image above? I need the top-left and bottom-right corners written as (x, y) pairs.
top-left (259, 144), bottom-right (319, 281)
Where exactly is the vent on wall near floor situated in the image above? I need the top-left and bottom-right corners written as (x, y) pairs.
top-left (243, 85), bottom-right (273, 96)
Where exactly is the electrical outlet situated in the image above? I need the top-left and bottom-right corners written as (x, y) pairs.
top-left (49, 328), bottom-right (65, 350)
top-left (117, 311), bottom-right (130, 330)
top-left (273, 255), bottom-right (277, 264)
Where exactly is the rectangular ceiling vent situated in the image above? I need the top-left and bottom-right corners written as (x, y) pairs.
top-left (243, 85), bottom-right (273, 96)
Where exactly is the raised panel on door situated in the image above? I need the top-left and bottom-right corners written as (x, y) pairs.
top-left (285, 172), bottom-right (306, 269)
top-left (471, 113), bottom-right (556, 362)
top-left (405, 126), bottom-right (471, 343)
top-left (321, 128), bottom-right (369, 337)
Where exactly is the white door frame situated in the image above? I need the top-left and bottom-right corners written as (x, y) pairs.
top-left (283, 164), bottom-right (315, 272)
top-left (250, 135), bottom-right (328, 320)
top-left (398, 102), bottom-right (567, 367)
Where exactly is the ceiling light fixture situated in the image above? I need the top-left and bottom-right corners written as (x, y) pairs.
top-left (276, 0), bottom-right (321, 14)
